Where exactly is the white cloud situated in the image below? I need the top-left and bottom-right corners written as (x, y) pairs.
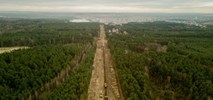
top-left (0, 0), bottom-right (212, 13)
top-left (192, 2), bottom-right (213, 8)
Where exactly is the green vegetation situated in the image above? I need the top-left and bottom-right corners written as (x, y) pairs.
top-left (107, 22), bottom-right (213, 100)
top-left (44, 46), bottom-right (95, 100)
top-left (1, 17), bottom-right (212, 100)
top-left (0, 18), bottom-right (98, 47)
top-left (0, 44), bottom-right (83, 99)
top-left (0, 18), bottom-right (99, 99)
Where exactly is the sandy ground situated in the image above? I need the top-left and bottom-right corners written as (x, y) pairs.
top-left (87, 25), bottom-right (105, 100)
top-left (87, 25), bottom-right (123, 100)
top-left (104, 39), bottom-right (123, 100)
top-left (0, 47), bottom-right (29, 54)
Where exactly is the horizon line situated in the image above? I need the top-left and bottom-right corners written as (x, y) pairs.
top-left (1, 11), bottom-right (213, 14)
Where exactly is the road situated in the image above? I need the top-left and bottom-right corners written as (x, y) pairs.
top-left (87, 24), bottom-right (123, 100)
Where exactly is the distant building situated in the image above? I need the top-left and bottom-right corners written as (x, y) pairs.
top-left (123, 31), bottom-right (128, 35)
top-left (112, 28), bottom-right (119, 33)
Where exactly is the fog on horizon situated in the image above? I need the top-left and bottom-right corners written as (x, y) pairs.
top-left (0, 0), bottom-right (213, 13)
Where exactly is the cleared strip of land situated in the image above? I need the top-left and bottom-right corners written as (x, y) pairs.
top-left (0, 47), bottom-right (29, 54)
top-left (87, 24), bottom-right (123, 100)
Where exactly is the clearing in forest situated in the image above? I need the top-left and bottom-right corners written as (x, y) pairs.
top-left (0, 47), bottom-right (29, 54)
top-left (87, 24), bottom-right (123, 100)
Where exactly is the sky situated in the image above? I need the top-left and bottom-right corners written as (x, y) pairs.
top-left (0, 0), bottom-right (213, 13)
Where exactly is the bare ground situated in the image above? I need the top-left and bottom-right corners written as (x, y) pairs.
top-left (88, 25), bottom-right (123, 100)
top-left (0, 47), bottom-right (29, 54)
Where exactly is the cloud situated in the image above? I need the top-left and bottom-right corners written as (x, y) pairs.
top-left (0, 0), bottom-right (212, 13)
top-left (191, 2), bottom-right (213, 8)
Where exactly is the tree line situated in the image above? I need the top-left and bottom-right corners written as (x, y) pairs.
top-left (107, 21), bottom-right (213, 100)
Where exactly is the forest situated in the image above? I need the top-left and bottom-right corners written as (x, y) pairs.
top-left (0, 18), bottom-right (99, 99)
top-left (43, 46), bottom-right (95, 100)
top-left (1, 17), bottom-right (212, 100)
top-left (0, 18), bottom-right (98, 47)
top-left (107, 22), bottom-right (213, 100)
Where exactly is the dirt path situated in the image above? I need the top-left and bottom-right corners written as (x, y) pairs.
top-left (0, 47), bottom-right (29, 54)
top-left (88, 24), bottom-right (123, 100)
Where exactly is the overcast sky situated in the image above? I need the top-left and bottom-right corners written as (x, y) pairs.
top-left (0, 0), bottom-right (213, 13)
